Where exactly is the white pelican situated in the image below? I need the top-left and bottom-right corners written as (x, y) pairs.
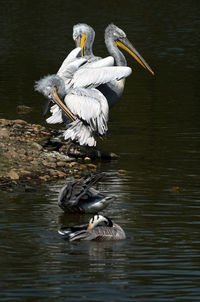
top-left (73, 23), bottom-right (100, 61)
top-left (58, 173), bottom-right (115, 213)
top-left (58, 214), bottom-right (126, 241)
top-left (73, 23), bottom-right (154, 107)
top-left (35, 47), bottom-right (132, 146)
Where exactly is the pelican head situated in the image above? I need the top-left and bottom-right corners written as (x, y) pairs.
top-left (87, 215), bottom-right (113, 230)
top-left (105, 23), bottom-right (154, 75)
top-left (35, 74), bottom-right (76, 121)
top-left (34, 74), bottom-right (66, 99)
top-left (73, 23), bottom-right (95, 56)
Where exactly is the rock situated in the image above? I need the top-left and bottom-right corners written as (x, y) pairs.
top-left (70, 162), bottom-right (79, 167)
top-left (7, 170), bottom-right (19, 180)
top-left (39, 175), bottom-right (50, 181)
top-left (13, 119), bottom-right (27, 125)
top-left (17, 105), bottom-right (32, 114)
top-left (84, 157), bottom-right (91, 161)
top-left (57, 171), bottom-right (67, 178)
top-left (79, 164), bottom-right (87, 170)
top-left (0, 119), bottom-right (11, 126)
top-left (44, 161), bottom-right (57, 169)
top-left (118, 169), bottom-right (127, 174)
top-left (31, 142), bottom-right (43, 151)
top-left (87, 163), bottom-right (97, 170)
top-left (0, 128), bottom-right (9, 137)
top-left (57, 161), bottom-right (67, 167)
top-left (19, 169), bottom-right (31, 175)
top-left (48, 169), bottom-right (58, 177)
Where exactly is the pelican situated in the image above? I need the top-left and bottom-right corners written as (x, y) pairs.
top-left (35, 47), bottom-right (132, 146)
top-left (58, 173), bottom-right (115, 213)
top-left (73, 23), bottom-right (100, 61)
top-left (58, 214), bottom-right (126, 241)
top-left (73, 23), bottom-right (154, 107)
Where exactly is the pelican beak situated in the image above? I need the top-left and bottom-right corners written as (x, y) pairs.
top-left (51, 87), bottom-right (76, 121)
top-left (115, 37), bottom-right (154, 75)
top-left (80, 34), bottom-right (86, 56)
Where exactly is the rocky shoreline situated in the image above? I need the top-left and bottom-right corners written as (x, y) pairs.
top-left (0, 119), bottom-right (119, 191)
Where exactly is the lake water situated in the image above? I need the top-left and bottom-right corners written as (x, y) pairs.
top-left (0, 1), bottom-right (200, 301)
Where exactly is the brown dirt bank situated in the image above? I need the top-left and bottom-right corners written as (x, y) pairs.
top-left (0, 119), bottom-right (118, 191)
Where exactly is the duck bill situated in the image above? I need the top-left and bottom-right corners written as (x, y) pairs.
top-left (115, 38), bottom-right (154, 75)
top-left (51, 87), bottom-right (76, 121)
top-left (87, 225), bottom-right (92, 230)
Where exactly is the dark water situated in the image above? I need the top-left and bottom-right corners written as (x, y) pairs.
top-left (1, 1), bottom-right (200, 301)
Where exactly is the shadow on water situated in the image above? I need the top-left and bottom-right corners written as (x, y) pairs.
top-left (1, 0), bottom-right (200, 301)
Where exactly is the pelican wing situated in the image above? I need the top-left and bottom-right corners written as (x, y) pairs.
top-left (58, 58), bottom-right (87, 80)
top-left (64, 88), bottom-right (108, 134)
top-left (57, 47), bottom-right (83, 77)
top-left (46, 104), bottom-right (63, 124)
top-left (71, 66), bottom-right (132, 88)
top-left (84, 56), bottom-right (114, 68)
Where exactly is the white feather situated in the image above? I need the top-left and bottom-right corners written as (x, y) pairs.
top-left (84, 56), bottom-right (114, 68)
top-left (64, 88), bottom-right (108, 134)
top-left (57, 47), bottom-right (82, 77)
top-left (71, 66), bottom-right (132, 88)
top-left (64, 120), bottom-right (96, 146)
top-left (46, 105), bottom-right (63, 124)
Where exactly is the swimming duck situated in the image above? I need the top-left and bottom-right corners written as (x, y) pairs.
top-left (58, 214), bottom-right (126, 241)
top-left (58, 174), bottom-right (115, 213)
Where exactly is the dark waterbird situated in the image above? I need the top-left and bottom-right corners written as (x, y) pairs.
top-left (58, 173), bottom-right (115, 214)
top-left (58, 214), bottom-right (126, 241)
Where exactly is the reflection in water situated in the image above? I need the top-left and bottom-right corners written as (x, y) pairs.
top-left (1, 0), bottom-right (200, 300)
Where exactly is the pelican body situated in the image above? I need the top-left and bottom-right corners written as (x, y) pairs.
top-left (58, 214), bottom-right (126, 241)
top-left (73, 23), bottom-right (154, 108)
top-left (58, 173), bottom-right (115, 214)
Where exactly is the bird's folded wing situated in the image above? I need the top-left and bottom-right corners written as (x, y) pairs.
top-left (64, 88), bottom-right (108, 132)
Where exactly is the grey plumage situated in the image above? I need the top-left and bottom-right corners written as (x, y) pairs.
top-left (58, 215), bottom-right (126, 241)
top-left (58, 174), bottom-right (115, 214)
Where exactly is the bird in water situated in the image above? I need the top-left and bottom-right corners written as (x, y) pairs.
top-left (73, 23), bottom-right (154, 108)
top-left (58, 214), bottom-right (126, 241)
top-left (35, 47), bottom-right (132, 146)
top-left (58, 173), bottom-right (115, 214)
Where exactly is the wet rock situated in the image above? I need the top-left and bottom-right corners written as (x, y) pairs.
top-left (84, 157), bottom-right (91, 161)
top-left (118, 169), bottom-right (127, 174)
top-left (87, 163), bottom-right (97, 170)
top-left (17, 105), bottom-right (32, 114)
